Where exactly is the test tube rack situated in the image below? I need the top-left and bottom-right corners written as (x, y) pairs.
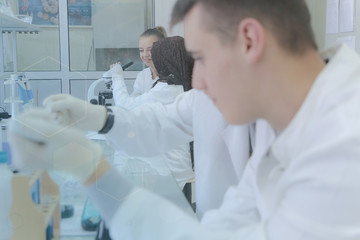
top-left (10, 171), bottom-right (60, 240)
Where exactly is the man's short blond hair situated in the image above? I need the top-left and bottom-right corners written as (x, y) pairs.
top-left (171, 0), bottom-right (317, 55)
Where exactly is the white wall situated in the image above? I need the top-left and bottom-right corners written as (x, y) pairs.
top-left (305, 0), bottom-right (360, 54)
top-left (92, 0), bottom-right (145, 49)
top-left (306, 0), bottom-right (327, 51)
top-left (154, 0), bottom-right (184, 37)
top-left (325, 0), bottom-right (360, 53)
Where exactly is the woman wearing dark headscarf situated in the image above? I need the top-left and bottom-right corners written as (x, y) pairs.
top-left (110, 36), bottom-right (194, 190)
top-left (151, 36), bottom-right (193, 92)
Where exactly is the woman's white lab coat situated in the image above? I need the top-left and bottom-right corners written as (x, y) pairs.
top-left (129, 67), bottom-right (158, 97)
top-left (112, 73), bottom-right (193, 189)
top-left (107, 44), bottom-right (360, 239)
top-left (107, 89), bottom-right (256, 217)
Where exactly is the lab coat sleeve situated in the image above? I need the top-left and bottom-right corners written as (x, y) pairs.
top-left (130, 70), bottom-right (148, 97)
top-left (85, 167), bottom-right (220, 240)
top-left (104, 146), bottom-right (259, 240)
top-left (106, 90), bottom-right (195, 157)
top-left (109, 189), bottom-right (230, 240)
top-left (200, 159), bottom-right (260, 231)
top-left (112, 74), bottom-right (143, 108)
top-left (201, 119), bottom-right (275, 231)
top-left (105, 162), bottom-right (258, 240)
top-left (85, 167), bottom-right (134, 222)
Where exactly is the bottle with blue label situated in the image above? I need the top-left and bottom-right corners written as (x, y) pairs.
top-left (0, 151), bottom-right (13, 240)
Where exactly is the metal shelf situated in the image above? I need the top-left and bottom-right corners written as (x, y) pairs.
top-left (0, 12), bottom-right (39, 32)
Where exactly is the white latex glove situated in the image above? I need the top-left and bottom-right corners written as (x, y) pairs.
top-left (110, 63), bottom-right (124, 77)
top-left (110, 63), bottom-right (126, 90)
top-left (8, 108), bottom-right (103, 183)
top-left (43, 94), bottom-right (107, 132)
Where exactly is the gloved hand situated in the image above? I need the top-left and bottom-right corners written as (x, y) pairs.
top-left (43, 94), bottom-right (107, 132)
top-left (8, 108), bottom-right (103, 183)
top-left (110, 63), bottom-right (126, 90)
top-left (110, 63), bottom-right (124, 77)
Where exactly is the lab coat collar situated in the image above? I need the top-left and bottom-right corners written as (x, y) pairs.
top-left (270, 44), bottom-right (360, 165)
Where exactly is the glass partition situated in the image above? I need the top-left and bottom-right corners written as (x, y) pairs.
top-left (69, 0), bottom-right (153, 72)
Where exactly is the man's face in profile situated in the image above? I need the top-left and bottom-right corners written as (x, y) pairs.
top-left (184, 4), bottom-right (260, 125)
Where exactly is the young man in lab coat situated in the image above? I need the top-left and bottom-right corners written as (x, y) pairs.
top-left (9, 0), bottom-right (360, 239)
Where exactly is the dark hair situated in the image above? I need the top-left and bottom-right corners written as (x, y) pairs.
top-left (151, 36), bottom-right (195, 169)
top-left (140, 26), bottom-right (168, 40)
top-left (171, 0), bottom-right (317, 54)
top-left (151, 36), bottom-right (194, 92)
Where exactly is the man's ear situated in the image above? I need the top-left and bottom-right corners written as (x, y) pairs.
top-left (236, 18), bottom-right (265, 64)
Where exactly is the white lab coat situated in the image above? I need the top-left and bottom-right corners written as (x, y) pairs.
top-left (107, 44), bottom-right (360, 240)
top-left (107, 89), bottom-right (254, 217)
top-left (112, 73), bottom-right (193, 189)
top-left (130, 68), bottom-right (158, 97)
